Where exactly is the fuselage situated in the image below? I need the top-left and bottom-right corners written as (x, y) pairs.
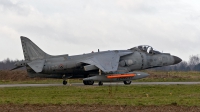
top-left (26, 48), bottom-right (178, 79)
top-left (13, 37), bottom-right (182, 85)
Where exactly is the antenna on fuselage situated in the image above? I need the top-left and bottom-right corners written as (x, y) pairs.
top-left (98, 49), bottom-right (100, 52)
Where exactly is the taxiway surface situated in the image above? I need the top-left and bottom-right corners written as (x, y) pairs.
top-left (1, 82), bottom-right (200, 88)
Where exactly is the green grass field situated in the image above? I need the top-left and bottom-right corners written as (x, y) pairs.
top-left (1, 85), bottom-right (200, 106)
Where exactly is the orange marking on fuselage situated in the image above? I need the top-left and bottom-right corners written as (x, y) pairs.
top-left (107, 74), bottom-right (136, 79)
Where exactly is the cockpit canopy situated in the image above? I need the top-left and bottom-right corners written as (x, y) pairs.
top-left (131, 45), bottom-right (161, 54)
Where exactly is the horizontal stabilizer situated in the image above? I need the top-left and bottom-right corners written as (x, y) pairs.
top-left (10, 66), bottom-right (24, 71)
top-left (27, 60), bottom-right (45, 73)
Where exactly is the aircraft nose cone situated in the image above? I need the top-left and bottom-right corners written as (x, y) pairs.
top-left (173, 56), bottom-right (182, 64)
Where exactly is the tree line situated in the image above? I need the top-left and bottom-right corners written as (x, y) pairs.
top-left (0, 58), bottom-right (23, 70)
top-left (0, 55), bottom-right (200, 71)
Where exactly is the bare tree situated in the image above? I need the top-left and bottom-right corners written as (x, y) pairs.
top-left (188, 55), bottom-right (200, 70)
top-left (176, 61), bottom-right (189, 71)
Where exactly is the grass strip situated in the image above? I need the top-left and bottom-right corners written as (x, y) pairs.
top-left (0, 85), bottom-right (200, 106)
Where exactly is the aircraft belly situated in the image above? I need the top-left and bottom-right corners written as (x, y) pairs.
top-left (83, 72), bottom-right (149, 82)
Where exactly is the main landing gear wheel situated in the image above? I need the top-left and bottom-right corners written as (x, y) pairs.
top-left (83, 74), bottom-right (94, 85)
top-left (123, 80), bottom-right (132, 85)
top-left (98, 81), bottom-right (103, 86)
top-left (83, 80), bottom-right (94, 85)
top-left (63, 80), bottom-right (67, 85)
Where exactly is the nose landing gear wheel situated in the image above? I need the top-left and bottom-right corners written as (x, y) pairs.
top-left (98, 81), bottom-right (103, 86)
top-left (62, 74), bottom-right (68, 85)
top-left (123, 80), bottom-right (132, 85)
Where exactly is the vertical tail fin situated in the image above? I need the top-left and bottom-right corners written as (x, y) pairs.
top-left (20, 36), bottom-right (50, 61)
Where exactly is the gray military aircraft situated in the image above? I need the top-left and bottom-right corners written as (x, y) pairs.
top-left (11, 36), bottom-right (182, 86)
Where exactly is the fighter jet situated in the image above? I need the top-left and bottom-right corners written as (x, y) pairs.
top-left (11, 36), bottom-right (182, 86)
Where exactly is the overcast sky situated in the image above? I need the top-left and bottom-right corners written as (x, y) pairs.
top-left (0, 0), bottom-right (200, 61)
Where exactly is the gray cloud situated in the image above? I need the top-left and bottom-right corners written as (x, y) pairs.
top-left (0, 0), bottom-right (200, 61)
top-left (0, 0), bottom-right (30, 15)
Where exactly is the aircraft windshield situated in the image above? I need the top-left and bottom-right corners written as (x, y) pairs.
top-left (134, 45), bottom-right (161, 54)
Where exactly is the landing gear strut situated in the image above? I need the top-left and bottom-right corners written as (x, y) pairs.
top-left (98, 69), bottom-right (103, 86)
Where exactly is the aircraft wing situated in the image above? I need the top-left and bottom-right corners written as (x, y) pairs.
top-left (81, 51), bottom-right (132, 73)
